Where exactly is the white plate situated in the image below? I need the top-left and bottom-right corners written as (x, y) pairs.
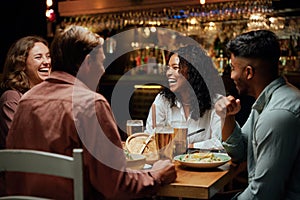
top-left (143, 164), bottom-right (152, 170)
top-left (173, 153), bottom-right (231, 168)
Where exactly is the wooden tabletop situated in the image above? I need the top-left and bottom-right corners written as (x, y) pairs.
top-left (157, 161), bottom-right (237, 199)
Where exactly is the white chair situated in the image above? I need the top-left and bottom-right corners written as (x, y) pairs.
top-left (0, 149), bottom-right (83, 200)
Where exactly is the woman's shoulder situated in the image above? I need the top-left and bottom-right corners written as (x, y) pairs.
top-left (154, 93), bottom-right (169, 104)
top-left (154, 92), bottom-right (164, 101)
top-left (0, 90), bottom-right (22, 102)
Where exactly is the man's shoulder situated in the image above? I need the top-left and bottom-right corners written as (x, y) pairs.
top-left (274, 83), bottom-right (300, 102)
top-left (73, 86), bottom-right (106, 101)
top-left (268, 83), bottom-right (300, 116)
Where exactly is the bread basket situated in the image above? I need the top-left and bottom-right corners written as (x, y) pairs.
top-left (125, 133), bottom-right (159, 164)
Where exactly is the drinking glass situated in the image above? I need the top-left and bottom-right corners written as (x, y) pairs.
top-left (155, 125), bottom-right (175, 160)
top-left (126, 120), bottom-right (144, 137)
top-left (171, 121), bottom-right (188, 156)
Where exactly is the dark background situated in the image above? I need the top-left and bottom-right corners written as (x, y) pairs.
top-left (0, 0), bottom-right (50, 72)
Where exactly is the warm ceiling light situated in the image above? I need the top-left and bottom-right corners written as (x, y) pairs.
top-left (190, 17), bottom-right (197, 25)
top-left (46, 0), bottom-right (53, 7)
top-left (134, 85), bottom-right (162, 89)
top-left (200, 0), bottom-right (205, 5)
top-left (46, 9), bottom-right (54, 18)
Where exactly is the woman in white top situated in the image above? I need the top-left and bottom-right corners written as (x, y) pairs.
top-left (145, 44), bottom-right (225, 150)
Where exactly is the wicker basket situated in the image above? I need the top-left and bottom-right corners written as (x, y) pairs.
top-left (126, 133), bottom-right (159, 164)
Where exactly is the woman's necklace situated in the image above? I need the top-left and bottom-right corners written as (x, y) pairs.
top-left (181, 102), bottom-right (191, 106)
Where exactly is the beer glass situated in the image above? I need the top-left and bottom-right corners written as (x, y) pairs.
top-left (126, 120), bottom-right (144, 137)
top-left (155, 125), bottom-right (175, 160)
top-left (171, 121), bottom-right (188, 156)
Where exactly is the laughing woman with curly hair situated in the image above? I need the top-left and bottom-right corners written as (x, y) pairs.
top-left (145, 44), bottom-right (225, 150)
top-left (0, 36), bottom-right (51, 149)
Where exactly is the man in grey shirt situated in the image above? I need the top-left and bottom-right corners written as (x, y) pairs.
top-left (215, 30), bottom-right (300, 199)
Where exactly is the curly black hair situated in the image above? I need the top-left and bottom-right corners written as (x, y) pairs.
top-left (161, 44), bottom-right (220, 120)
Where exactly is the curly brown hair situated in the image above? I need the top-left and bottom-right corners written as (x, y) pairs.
top-left (0, 36), bottom-right (49, 94)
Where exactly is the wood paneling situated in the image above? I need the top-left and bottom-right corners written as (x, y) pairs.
top-left (58, 0), bottom-right (234, 16)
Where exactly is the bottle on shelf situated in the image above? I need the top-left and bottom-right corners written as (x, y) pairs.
top-left (288, 35), bottom-right (296, 57)
top-left (156, 49), bottom-right (166, 75)
top-left (216, 49), bottom-right (228, 75)
top-left (294, 37), bottom-right (300, 72)
top-left (129, 52), bottom-right (137, 75)
top-left (286, 36), bottom-right (297, 72)
top-left (213, 35), bottom-right (221, 58)
top-left (147, 49), bottom-right (157, 74)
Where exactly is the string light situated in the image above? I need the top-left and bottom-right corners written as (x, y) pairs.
top-left (200, 0), bottom-right (205, 5)
top-left (46, 0), bottom-right (56, 22)
top-left (46, 0), bottom-right (55, 37)
top-left (46, 0), bottom-right (53, 7)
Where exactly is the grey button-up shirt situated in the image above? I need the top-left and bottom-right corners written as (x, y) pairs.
top-left (223, 76), bottom-right (300, 200)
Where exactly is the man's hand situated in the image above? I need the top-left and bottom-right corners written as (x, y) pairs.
top-left (215, 95), bottom-right (241, 118)
top-left (151, 159), bottom-right (177, 185)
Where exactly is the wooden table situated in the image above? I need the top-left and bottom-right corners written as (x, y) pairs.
top-left (157, 162), bottom-right (237, 199)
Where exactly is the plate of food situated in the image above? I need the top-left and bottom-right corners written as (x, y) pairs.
top-left (173, 152), bottom-right (231, 168)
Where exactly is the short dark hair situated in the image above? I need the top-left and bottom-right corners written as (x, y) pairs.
top-left (226, 30), bottom-right (280, 67)
top-left (50, 25), bottom-right (103, 76)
